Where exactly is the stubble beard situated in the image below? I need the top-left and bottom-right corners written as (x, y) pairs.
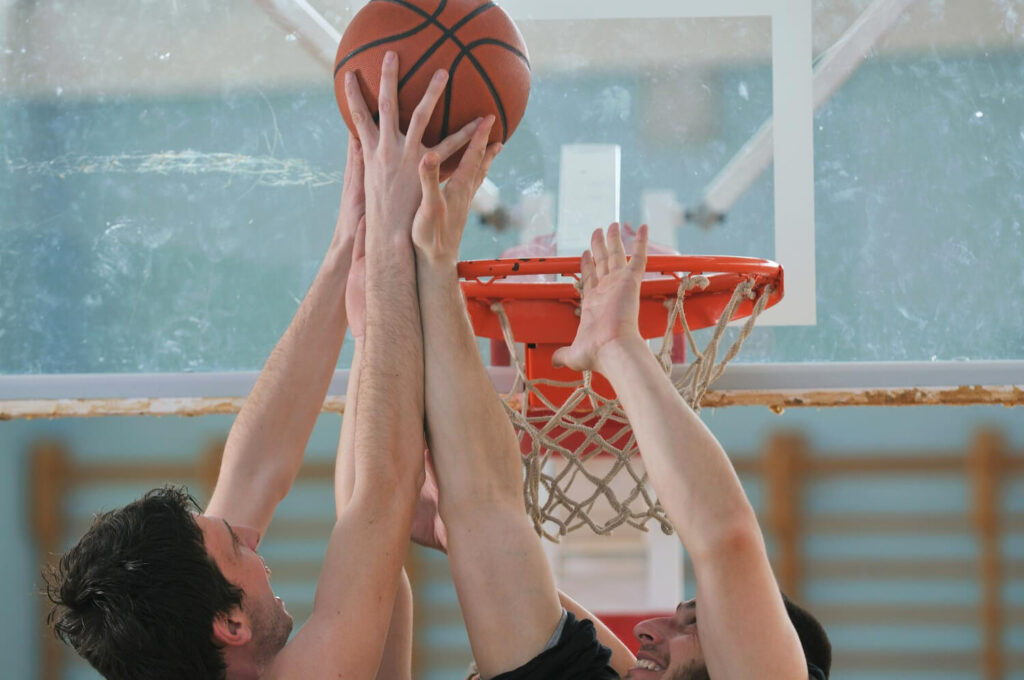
top-left (249, 595), bottom-right (294, 667)
top-left (674, 661), bottom-right (710, 680)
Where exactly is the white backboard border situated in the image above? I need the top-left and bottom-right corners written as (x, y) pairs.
top-left (498, 0), bottom-right (816, 325)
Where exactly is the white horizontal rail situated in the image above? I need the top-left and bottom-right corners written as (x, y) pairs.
top-left (704, 361), bottom-right (1024, 392)
top-left (1, 362), bottom-right (1020, 401)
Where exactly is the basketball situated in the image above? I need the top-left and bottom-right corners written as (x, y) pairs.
top-left (334, 0), bottom-right (531, 176)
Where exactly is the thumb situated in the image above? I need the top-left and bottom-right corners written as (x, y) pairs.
top-left (418, 152), bottom-right (444, 213)
top-left (551, 345), bottom-right (574, 370)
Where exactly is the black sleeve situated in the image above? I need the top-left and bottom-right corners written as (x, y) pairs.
top-left (490, 612), bottom-right (620, 680)
top-left (808, 662), bottom-right (827, 679)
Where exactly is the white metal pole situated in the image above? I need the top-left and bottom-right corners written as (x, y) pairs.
top-left (254, 0), bottom-right (342, 70)
top-left (690, 0), bottom-right (919, 228)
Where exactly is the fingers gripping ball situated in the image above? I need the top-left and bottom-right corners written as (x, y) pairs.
top-left (334, 0), bottom-right (530, 176)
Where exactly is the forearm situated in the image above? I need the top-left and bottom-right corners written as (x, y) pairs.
top-left (336, 351), bottom-right (414, 680)
top-left (300, 497), bottom-right (417, 677)
top-left (597, 338), bottom-right (758, 558)
top-left (211, 238), bottom-right (354, 532)
top-left (416, 265), bottom-right (523, 509)
top-left (354, 232), bottom-right (424, 495)
top-left (375, 569), bottom-right (414, 680)
top-left (416, 264), bottom-right (562, 678)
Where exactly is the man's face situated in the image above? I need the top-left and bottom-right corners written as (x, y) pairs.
top-left (197, 515), bottom-right (293, 660)
top-left (626, 600), bottom-right (708, 680)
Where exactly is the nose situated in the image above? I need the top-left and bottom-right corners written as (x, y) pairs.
top-left (236, 525), bottom-right (261, 551)
top-left (634, 617), bottom-right (667, 644)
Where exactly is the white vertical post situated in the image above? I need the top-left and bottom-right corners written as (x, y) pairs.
top-left (762, 0), bottom-right (815, 326)
top-left (641, 189), bottom-right (683, 251)
top-left (645, 528), bottom-right (684, 608)
top-left (517, 192), bottom-right (557, 243)
top-left (556, 145), bottom-right (621, 257)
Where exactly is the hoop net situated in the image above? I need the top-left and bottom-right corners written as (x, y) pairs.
top-left (459, 257), bottom-right (782, 540)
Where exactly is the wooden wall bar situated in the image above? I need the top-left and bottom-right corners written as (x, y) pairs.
top-left (29, 428), bottom-right (1024, 679)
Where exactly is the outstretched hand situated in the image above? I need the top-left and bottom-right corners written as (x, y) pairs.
top-left (552, 223), bottom-right (649, 373)
top-left (412, 117), bottom-right (501, 268)
top-left (343, 51), bottom-right (482, 238)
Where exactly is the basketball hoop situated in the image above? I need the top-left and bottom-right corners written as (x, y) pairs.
top-left (458, 254), bottom-right (783, 539)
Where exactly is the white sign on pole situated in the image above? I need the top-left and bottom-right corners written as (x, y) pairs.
top-left (555, 145), bottom-right (621, 257)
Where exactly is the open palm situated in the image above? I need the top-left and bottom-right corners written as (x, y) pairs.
top-left (553, 223), bottom-right (649, 373)
top-left (411, 117), bottom-right (501, 268)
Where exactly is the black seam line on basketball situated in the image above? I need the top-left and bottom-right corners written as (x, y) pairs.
top-left (443, 43), bottom-right (509, 142)
top-left (356, 0), bottom-right (510, 142)
top-left (440, 37), bottom-right (529, 137)
top-left (372, 0), bottom-right (495, 94)
top-left (395, 2), bottom-right (497, 93)
top-left (382, 2), bottom-right (502, 141)
top-left (333, 0), bottom-right (448, 77)
top-left (462, 37), bottom-right (530, 69)
top-left (334, 22), bottom-right (433, 76)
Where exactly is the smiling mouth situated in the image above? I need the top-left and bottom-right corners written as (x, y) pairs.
top-left (633, 659), bottom-right (665, 672)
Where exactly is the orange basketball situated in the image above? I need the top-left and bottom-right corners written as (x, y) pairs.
top-left (334, 0), bottom-right (531, 176)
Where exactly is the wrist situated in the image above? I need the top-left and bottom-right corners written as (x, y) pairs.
top-left (415, 257), bottom-right (459, 287)
top-left (367, 201), bottom-right (417, 234)
top-left (319, 241), bottom-right (354, 287)
top-left (594, 335), bottom-right (649, 377)
top-left (326, 231), bottom-right (355, 263)
top-left (367, 231), bottom-right (416, 257)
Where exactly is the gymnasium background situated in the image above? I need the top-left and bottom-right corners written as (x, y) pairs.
top-left (3, 0), bottom-right (1024, 678)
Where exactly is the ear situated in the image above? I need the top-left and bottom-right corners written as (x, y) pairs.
top-left (212, 607), bottom-right (253, 648)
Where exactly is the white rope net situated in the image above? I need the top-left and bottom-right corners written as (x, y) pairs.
top-left (492, 275), bottom-right (775, 541)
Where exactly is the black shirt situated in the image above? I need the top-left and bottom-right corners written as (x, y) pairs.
top-left (481, 613), bottom-right (829, 680)
top-left (490, 612), bottom-right (619, 680)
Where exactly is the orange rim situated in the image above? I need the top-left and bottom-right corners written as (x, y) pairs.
top-left (459, 255), bottom-right (782, 299)
top-left (458, 255), bottom-right (784, 344)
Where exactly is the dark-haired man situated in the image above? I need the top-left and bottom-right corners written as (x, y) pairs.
top-left (46, 53), bottom-right (485, 679)
top-left (407, 188), bottom-right (832, 677)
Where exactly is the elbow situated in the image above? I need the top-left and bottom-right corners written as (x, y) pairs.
top-left (247, 465), bottom-right (292, 508)
top-left (690, 509), bottom-right (765, 563)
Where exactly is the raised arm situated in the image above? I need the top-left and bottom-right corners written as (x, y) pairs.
top-left (336, 221), bottom-right (414, 680)
top-left (553, 225), bottom-right (807, 679)
top-left (411, 121), bottom-right (568, 678)
top-left (267, 53), bottom-right (478, 679)
top-left (205, 136), bottom-right (364, 540)
top-left (412, 459), bottom-right (635, 677)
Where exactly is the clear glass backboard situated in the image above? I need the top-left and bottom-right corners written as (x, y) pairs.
top-left (1, 0), bottom-right (1022, 410)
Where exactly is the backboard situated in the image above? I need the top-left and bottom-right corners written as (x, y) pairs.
top-left (1, 0), bottom-right (1023, 415)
